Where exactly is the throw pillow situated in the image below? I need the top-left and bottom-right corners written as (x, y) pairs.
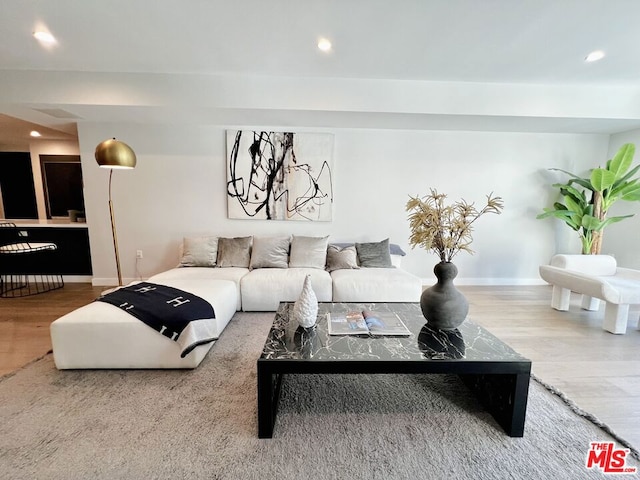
top-left (331, 242), bottom-right (406, 256)
top-left (326, 244), bottom-right (359, 272)
top-left (289, 235), bottom-right (329, 269)
top-left (179, 236), bottom-right (218, 267)
top-left (355, 238), bottom-right (393, 268)
top-left (250, 236), bottom-right (291, 269)
top-left (216, 236), bottom-right (252, 268)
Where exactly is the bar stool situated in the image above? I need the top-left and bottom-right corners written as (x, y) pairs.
top-left (0, 222), bottom-right (64, 297)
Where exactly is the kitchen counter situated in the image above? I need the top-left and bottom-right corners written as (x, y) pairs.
top-left (4, 219), bottom-right (88, 228)
top-left (1, 221), bottom-right (92, 275)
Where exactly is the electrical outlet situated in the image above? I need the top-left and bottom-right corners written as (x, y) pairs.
top-left (136, 250), bottom-right (143, 259)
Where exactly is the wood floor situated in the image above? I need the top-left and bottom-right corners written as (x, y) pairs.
top-left (1, 284), bottom-right (638, 447)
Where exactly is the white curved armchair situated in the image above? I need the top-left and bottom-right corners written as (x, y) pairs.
top-left (539, 254), bottom-right (640, 334)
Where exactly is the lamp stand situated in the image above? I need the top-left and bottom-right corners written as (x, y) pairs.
top-left (108, 170), bottom-right (123, 286)
top-left (95, 137), bottom-right (136, 288)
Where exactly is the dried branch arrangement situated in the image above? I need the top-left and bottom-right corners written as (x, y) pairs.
top-left (406, 189), bottom-right (504, 263)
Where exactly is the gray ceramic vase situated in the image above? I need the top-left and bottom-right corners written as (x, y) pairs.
top-left (420, 261), bottom-right (469, 330)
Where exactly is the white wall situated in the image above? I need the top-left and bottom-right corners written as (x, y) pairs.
top-left (605, 129), bottom-right (640, 269)
top-left (77, 122), bottom-right (609, 285)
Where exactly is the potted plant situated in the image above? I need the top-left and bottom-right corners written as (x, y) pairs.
top-left (406, 189), bottom-right (504, 329)
top-left (537, 143), bottom-right (640, 254)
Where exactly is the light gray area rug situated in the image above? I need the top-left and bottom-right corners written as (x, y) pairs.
top-left (1, 312), bottom-right (638, 480)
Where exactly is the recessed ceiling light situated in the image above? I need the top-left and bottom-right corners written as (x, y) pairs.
top-left (33, 30), bottom-right (56, 45)
top-left (317, 38), bottom-right (332, 52)
top-left (585, 50), bottom-right (605, 63)
top-left (30, 130), bottom-right (42, 137)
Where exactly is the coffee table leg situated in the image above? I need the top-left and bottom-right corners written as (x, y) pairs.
top-left (460, 372), bottom-right (530, 437)
top-left (257, 362), bottom-right (283, 438)
top-left (508, 373), bottom-right (530, 437)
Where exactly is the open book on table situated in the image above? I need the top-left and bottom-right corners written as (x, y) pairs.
top-left (327, 310), bottom-right (411, 336)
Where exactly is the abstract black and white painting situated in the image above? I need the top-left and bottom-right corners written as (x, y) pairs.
top-left (226, 130), bottom-right (334, 221)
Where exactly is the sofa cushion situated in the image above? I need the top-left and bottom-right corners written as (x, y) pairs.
top-left (331, 267), bottom-right (422, 303)
top-left (240, 268), bottom-right (332, 311)
top-left (549, 254), bottom-right (617, 276)
top-left (217, 236), bottom-right (252, 268)
top-left (355, 238), bottom-right (393, 268)
top-left (250, 236), bottom-right (291, 269)
top-left (326, 245), bottom-right (359, 272)
top-left (149, 267), bottom-right (248, 311)
top-left (289, 235), bottom-right (329, 269)
top-left (179, 236), bottom-right (218, 267)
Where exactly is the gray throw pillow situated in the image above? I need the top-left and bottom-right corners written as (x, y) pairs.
top-left (331, 242), bottom-right (406, 256)
top-left (326, 245), bottom-right (359, 272)
top-left (289, 235), bottom-right (329, 269)
top-left (355, 238), bottom-right (393, 268)
top-left (179, 236), bottom-right (218, 267)
top-left (250, 236), bottom-right (291, 269)
top-left (217, 236), bottom-right (252, 268)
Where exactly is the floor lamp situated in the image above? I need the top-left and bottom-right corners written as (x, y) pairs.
top-left (95, 138), bottom-right (137, 286)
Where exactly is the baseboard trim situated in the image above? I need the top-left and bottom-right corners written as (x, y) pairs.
top-left (11, 275), bottom-right (92, 283)
top-left (420, 277), bottom-right (548, 286)
top-left (91, 277), bottom-right (144, 287)
top-left (63, 275), bottom-right (93, 283)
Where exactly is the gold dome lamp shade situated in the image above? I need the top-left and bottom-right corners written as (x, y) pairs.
top-left (95, 138), bottom-right (137, 169)
top-left (94, 138), bottom-right (137, 287)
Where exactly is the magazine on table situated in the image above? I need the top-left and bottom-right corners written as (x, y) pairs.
top-left (327, 310), bottom-right (411, 336)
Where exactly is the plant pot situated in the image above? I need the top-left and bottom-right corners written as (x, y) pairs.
top-left (420, 261), bottom-right (469, 330)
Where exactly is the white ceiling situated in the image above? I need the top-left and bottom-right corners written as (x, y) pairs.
top-left (2, 0), bottom-right (640, 147)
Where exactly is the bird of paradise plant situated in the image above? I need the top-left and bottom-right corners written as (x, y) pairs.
top-left (537, 143), bottom-right (640, 254)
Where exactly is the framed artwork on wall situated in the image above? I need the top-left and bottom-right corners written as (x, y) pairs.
top-left (226, 130), bottom-right (334, 221)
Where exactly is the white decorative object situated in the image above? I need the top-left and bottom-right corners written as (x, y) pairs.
top-left (539, 254), bottom-right (640, 334)
top-left (293, 275), bottom-right (318, 329)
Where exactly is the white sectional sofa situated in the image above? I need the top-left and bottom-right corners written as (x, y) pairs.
top-left (50, 236), bottom-right (422, 369)
top-left (155, 235), bottom-right (421, 311)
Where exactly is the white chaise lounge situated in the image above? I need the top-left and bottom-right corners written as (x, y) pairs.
top-left (50, 276), bottom-right (238, 369)
top-left (539, 254), bottom-right (640, 334)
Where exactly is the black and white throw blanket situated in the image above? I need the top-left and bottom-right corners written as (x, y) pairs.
top-left (97, 282), bottom-right (217, 358)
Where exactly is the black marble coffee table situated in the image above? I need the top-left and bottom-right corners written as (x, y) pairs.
top-left (257, 302), bottom-right (531, 438)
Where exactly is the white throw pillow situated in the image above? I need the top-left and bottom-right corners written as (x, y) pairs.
top-left (179, 236), bottom-right (218, 267)
top-left (250, 236), bottom-right (291, 269)
top-left (326, 245), bottom-right (359, 272)
top-left (289, 235), bottom-right (329, 269)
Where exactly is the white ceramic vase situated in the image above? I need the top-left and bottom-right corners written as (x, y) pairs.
top-left (293, 274), bottom-right (318, 329)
